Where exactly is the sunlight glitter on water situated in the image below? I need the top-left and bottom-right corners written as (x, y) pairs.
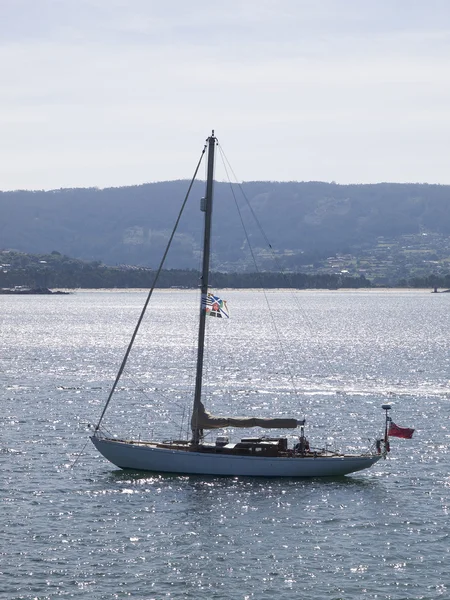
top-left (1, 290), bottom-right (450, 599)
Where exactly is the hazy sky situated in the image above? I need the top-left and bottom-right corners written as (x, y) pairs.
top-left (1, 0), bottom-right (450, 190)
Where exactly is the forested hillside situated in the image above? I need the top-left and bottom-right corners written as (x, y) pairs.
top-left (1, 181), bottom-right (450, 273)
top-left (1, 250), bottom-right (447, 290)
top-left (0, 250), bottom-right (372, 290)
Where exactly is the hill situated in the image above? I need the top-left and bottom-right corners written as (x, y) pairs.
top-left (1, 181), bottom-right (450, 283)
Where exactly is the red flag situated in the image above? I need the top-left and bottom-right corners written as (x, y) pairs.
top-left (388, 421), bottom-right (414, 439)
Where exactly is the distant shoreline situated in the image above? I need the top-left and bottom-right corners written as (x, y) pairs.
top-left (19, 287), bottom-right (441, 294)
top-left (0, 286), bottom-right (70, 295)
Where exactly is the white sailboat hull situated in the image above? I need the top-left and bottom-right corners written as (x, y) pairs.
top-left (91, 436), bottom-right (382, 477)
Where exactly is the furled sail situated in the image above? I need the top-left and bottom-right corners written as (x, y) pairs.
top-left (192, 400), bottom-right (303, 430)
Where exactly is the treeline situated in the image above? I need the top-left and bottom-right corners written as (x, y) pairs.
top-left (1, 250), bottom-right (446, 290)
top-left (210, 271), bottom-right (371, 289)
top-left (398, 274), bottom-right (450, 289)
top-left (0, 250), bottom-right (372, 289)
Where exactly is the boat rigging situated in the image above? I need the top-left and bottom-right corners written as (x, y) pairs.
top-left (91, 131), bottom-right (404, 477)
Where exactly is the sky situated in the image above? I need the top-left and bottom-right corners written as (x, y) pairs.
top-left (1, 0), bottom-right (450, 190)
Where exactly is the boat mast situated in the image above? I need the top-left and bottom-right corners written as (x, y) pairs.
top-left (191, 131), bottom-right (216, 444)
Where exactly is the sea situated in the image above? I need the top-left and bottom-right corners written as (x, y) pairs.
top-left (1, 289), bottom-right (449, 600)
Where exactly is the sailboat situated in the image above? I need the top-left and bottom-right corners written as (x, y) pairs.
top-left (91, 131), bottom-right (390, 477)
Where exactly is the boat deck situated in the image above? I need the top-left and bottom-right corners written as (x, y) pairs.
top-left (108, 438), bottom-right (363, 459)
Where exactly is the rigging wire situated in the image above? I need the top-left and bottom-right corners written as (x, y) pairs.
top-left (217, 143), bottom-right (332, 362)
top-left (69, 437), bottom-right (90, 469)
top-left (93, 142), bottom-right (208, 432)
top-left (117, 375), bottom-right (192, 428)
top-left (202, 148), bottom-right (218, 432)
top-left (190, 220), bottom-right (205, 439)
top-left (106, 295), bottom-right (201, 438)
top-left (217, 145), bottom-right (305, 417)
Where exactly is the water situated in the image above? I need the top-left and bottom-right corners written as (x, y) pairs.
top-left (1, 289), bottom-right (449, 599)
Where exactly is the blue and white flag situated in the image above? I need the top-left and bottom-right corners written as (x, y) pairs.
top-left (202, 293), bottom-right (230, 318)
